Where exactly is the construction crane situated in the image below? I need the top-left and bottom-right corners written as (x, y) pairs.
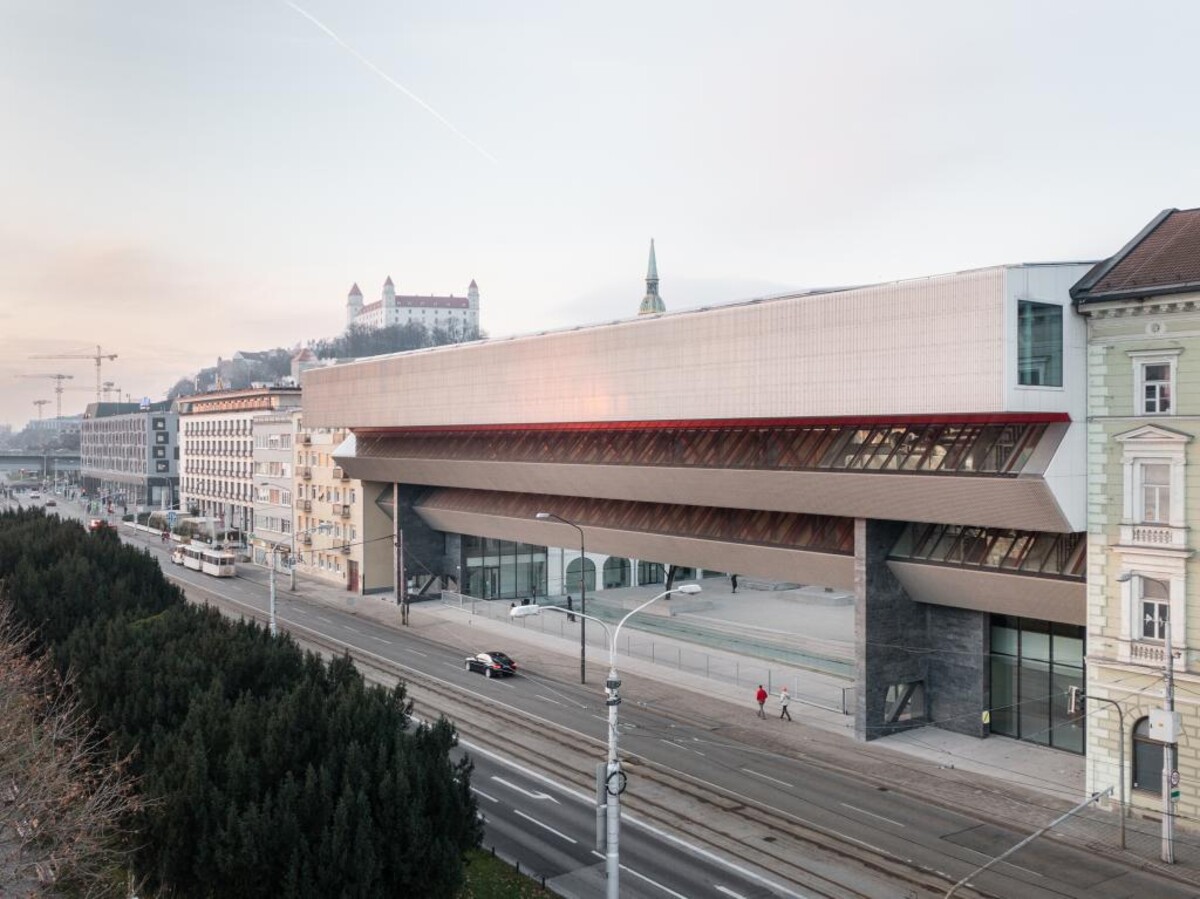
top-left (32, 399), bottom-right (50, 420)
top-left (29, 344), bottom-right (118, 402)
top-left (19, 374), bottom-right (74, 418)
top-left (102, 381), bottom-right (121, 402)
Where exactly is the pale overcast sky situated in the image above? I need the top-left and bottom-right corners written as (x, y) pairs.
top-left (2, 1), bottom-right (1198, 427)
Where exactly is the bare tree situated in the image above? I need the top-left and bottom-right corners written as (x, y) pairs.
top-left (0, 601), bottom-right (142, 898)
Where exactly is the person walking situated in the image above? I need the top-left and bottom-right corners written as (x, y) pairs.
top-left (779, 686), bottom-right (792, 721)
top-left (731, 573), bottom-right (739, 594)
top-left (755, 684), bottom-right (768, 718)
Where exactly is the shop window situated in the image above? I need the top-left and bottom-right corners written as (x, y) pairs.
top-left (603, 557), bottom-right (630, 589)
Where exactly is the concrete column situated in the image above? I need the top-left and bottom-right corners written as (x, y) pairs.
top-left (925, 606), bottom-right (989, 738)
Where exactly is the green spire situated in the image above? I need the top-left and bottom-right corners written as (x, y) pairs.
top-left (638, 239), bottom-right (665, 315)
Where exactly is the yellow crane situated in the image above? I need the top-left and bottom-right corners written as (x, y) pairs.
top-left (30, 344), bottom-right (118, 403)
top-left (18, 374), bottom-right (74, 418)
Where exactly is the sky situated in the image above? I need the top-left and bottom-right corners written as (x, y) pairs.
top-left (2, 1), bottom-right (1199, 428)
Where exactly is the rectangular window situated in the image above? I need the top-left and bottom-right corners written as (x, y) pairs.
top-left (1142, 362), bottom-right (1172, 414)
top-left (1139, 577), bottom-right (1170, 641)
top-left (1017, 300), bottom-right (1063, 387)
top-left (1140, 463), bottom-right (1171, 524)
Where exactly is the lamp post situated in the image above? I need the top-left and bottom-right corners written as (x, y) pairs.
top-left (535, 511), bottom-right (588, 684)
top-left (1116, 570), bottom-right (1176, 863)
top-left (511, 583), bottom-right (701, 899)
top-left (266, 522), bottom-right (332, 637)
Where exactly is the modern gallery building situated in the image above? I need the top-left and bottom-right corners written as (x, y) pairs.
top-left (304, 261), bottom-right (1094, 747)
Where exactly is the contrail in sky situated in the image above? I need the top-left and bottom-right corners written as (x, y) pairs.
top-left (283, 1), bottom-right (498, 164)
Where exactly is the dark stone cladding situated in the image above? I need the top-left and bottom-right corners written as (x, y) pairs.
top-left (855, 517), bottom-right (989, 742)
top-left (395, 485), bottom-right (449, 584)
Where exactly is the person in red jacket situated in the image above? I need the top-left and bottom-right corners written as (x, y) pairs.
top-left (755, 685), bottom-right (768, 718)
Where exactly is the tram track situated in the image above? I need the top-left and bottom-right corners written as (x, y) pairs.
top-left (183, 574), bottom-right (984, 899)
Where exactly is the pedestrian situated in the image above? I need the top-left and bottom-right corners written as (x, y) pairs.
top-left (755, 684), bottom-right (768, 718)
top-left (731, 573), bottom-right (739, 594)
top-left (779, 687), bottom-right (792, 721)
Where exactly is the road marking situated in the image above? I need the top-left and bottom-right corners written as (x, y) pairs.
top-left (620, 861), bottom-right (690, 899)
top-left (954, 845), bottom-right (1044, 877)
top-left (536, 694), bottom-right (563, 705)
top-left (741, 768), bottom-right (794, 789)
top-left (316, 616), bottom-right (332, 624)
top-left (343, 624), bottom-right (360, 634)
top-left (405, 648), bottom-right (428, 657)
top-left (491, 776), bottom-right (560, 804)
top-left (715, 887), bottom-right (749, 899)
top-left (840, 803), bottom-right (904, 828)
top-left (660, 738), bottom-right (706, 757)
top-left (513, 809), bottom-right (576, 844)
top-left (471, 787), bottom-right (499, 803)
top-left (370, 636), bottom-right (391, 645)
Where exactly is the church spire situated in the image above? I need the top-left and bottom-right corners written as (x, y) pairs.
top-left (638, 239), bottom-right (665, 315)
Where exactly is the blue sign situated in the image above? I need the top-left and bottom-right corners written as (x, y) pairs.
top-left (167, 511), bottom-right (177, 527)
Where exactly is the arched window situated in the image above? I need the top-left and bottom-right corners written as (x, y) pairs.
top-left (566, 557), bottom-right (595, 593)
top-left (1132, 716), bottom-right (1164, 794)
top-left (603, 557), bottom-right (630, 589)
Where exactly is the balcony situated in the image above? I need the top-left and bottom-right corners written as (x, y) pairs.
top-left (1131, 641), bottom-right (1166, 667)
top-left (340, 543), bottom-right (351, 554)
top-left (300, 533), bottom-right (312, 545)
top-left (333, 466), bottom-right (349, 481)
top-left (1119, 523), bottom-right (1188, 550)
top-left (301, 500), bottom-right (312, 512)
top-left (301, 434), bottom-right (312, 445)
top-left (338, 504), bottom-right (351, 519)
top-left (301, 467), bottom-right (312, 480)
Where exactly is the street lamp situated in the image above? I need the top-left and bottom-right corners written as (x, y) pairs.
top-left (511, 583), bottom-right (701, 899)
top-left (266, 522), bottom-right (332, 637)
top-left (535, 511), bottom-right (588, 684)
top-left (1117, 570), bottom-right (1177, 863)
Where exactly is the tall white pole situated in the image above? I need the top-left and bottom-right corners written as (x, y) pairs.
top-left (605, 667), bottom-right (622, 899)
top-left (268, 548), bottom-right (278, 637)
top-left (1163, 609), bottom-right (1175, 863)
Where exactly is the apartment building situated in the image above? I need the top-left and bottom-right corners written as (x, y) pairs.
top-left (293, 423), bottom-right (365, 592)
top-left (79, 401), bottom-right (178, 508)
top-left (251, 409), bottom-right (299, 569)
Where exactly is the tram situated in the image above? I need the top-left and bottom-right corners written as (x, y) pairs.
top-left (172, 544), bottom-right (236, 577)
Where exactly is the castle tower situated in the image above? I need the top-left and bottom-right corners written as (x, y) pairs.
top-left (468, 279), bottom-right (479, 311)
top-left (382, 276), bottom-right (396, 308)
top-left (638, 239), bottom-right (665, 315)
top-left (345, 282), bottom-right (363, 329)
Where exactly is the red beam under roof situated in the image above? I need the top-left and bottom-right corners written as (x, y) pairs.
top-left (355, 411), bottom-right (1070, 437)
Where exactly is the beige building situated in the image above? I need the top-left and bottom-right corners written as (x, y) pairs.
top-left (1075, 208), bottom-right (1200, 829)
top-left (292, 423), bottom-right (369, 592)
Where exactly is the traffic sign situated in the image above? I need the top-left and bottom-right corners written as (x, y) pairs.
top-left (1171, 789), bottom-right (1181, 801)
top-left (1170, 769), bottom-right (1181, 788)
top-left (167, 511), bottom-right (177, 527)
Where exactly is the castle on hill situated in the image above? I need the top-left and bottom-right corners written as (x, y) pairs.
top-left (346, 276), bottom-right (480, 333)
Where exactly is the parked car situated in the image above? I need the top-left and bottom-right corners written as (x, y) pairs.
top-left (88, 518), bottom-right (112, 533)
top-left (29, 492), bottom-right (40, 500)
top-left (465, 651), bottom-right (518, 678)
top-left (44, 499), bottom-right (57, 507)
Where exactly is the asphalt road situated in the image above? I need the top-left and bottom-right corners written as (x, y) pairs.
top-left (14, 494), bottom-right (1200, 898)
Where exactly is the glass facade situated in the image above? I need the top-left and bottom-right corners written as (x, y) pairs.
top-left (891, 523), bottom-right (1085, 580)
top-left (990, 615), bottom-right (1084, 753)
top-left (462, 536), bottom-right (547, 600)
top-left (1018, 300), bottom-right (1063, 387)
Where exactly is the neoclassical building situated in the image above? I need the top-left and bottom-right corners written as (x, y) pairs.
top-left (346, 277), bottom-right (480, 335)
top-left (1074, 207), bottom-right (1200, 826)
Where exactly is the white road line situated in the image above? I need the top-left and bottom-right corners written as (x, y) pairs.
top-left (716, 887), bottom-right (749, 899)
top-left (741, 768), bottom-right (794, 789)
top-left (840, 802), bottom-right (904, 828)
top-left (491, 776), bottom-right (560, 803)
top-left (405, 648), bottom-right (428, 657)
top-left (536, 694), bottom-right (563, 705)
top-left (620, 861), bottom-right (691, 899)
top-left (471, 787), bottom-right (499, 804)
top-left (954, 845), bottom-right (1044, 878)
top-left (371, 636), bottom-right (391, 645)
top-left (513, 809), bottom-right (576, 844)
top-left (343, 625), bottom-right (360, 633)
top-left (316, 616), bottom-right (332, 624)
top-left (660, 738), bottom-right (705, 757)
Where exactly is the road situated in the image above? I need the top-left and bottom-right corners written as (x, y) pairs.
top-left (14, 493), bottom-right (1200, 898)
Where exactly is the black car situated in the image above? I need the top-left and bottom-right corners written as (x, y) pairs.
top-left (465, 651), bottom-right (517, 678)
